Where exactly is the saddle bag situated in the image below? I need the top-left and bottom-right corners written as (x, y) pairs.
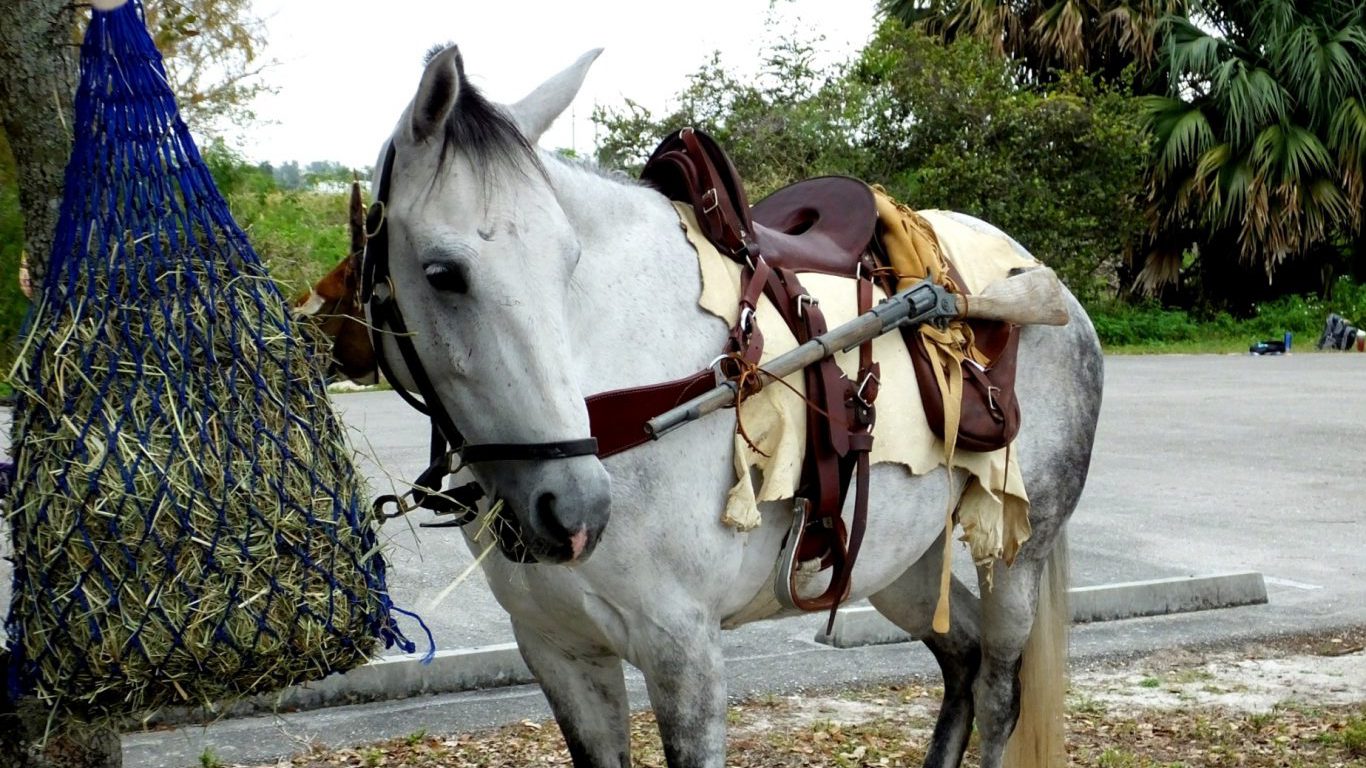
top-left (871, 195), bottom-right (1022, 454)
top-left (908, 319), bottom-right (1022, 453)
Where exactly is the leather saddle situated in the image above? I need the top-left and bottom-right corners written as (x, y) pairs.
top-left (640, 127), bottom-right (1020, 453)
top-left (635, 127), bottom-right (1021, 623)
top-left (640, 127), bottom-right (875, 277)
top-left (752, 177), bottom-right (876, 277)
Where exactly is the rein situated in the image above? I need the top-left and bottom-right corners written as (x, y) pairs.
top-left (360, 143), bottom-right (599, 526)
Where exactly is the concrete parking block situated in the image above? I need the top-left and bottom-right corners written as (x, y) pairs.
top-left (1070, 571), bottom-right (1267, 624)
top-left (815, 572), bottom-right (1269, 648)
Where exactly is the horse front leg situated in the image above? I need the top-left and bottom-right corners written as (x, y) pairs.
top-left (635, 618), bottom-right (728, 767)
top-left (512, 619), bottom-right (631, 768)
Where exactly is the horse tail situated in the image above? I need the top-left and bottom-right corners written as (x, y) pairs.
top-left (1005, 528), bottom-right (1070, 768)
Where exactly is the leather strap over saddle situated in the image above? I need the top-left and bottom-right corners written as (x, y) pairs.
top-left (588, 127), bottom-right (1022, 625)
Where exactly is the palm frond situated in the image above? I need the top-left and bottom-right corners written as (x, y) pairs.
top-left (1250, 0), bottom-right (1300, 46)
top-left (1146, 97), bottom-right (1216, 175)
top-left (1212, 156), bottom-right (1253, 228)
top-left (1329, 97), bottom-right (1366, 222)
top-left (1250, 122), bottom-right (1334, 184)
top-left (880, 0), bottom-right (950, 25)
top-left (1193, 141), bottom-right (1230, 182)
top-left (1281, 125), bottom-right (1335, 181)
top-left (1275, 24), bottom-right (1344, 119)
top-left (1134, 248), bottom-right (1184, 293)
top-left (1329, 97), bottom-right (1366, 159)
top-left (1032, 0), bottom-right (1091, 70)
top-left (1302, 176), bottom-right (1350, 223)
top-left (1213, 63), bottom-right (1289, 146)
top-left (1163, 16), bottom-right (1227, 79)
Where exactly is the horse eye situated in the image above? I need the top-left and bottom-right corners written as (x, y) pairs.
top-left (423, 262), bottom-right (469, 294)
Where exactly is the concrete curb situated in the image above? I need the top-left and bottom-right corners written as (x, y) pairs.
top-left (149, 643), bottom-right (533, 727)
top-left (277, 643), bottom-right (534, 710)
top-left (815, 571), bottom-right (1268, 649)
top-left (153, 572), bottom-right (1266, 723)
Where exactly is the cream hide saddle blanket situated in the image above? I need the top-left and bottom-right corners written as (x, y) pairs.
top-left (674, 201), bottom-right (1039, 577)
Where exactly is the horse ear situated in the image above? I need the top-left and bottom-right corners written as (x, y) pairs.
top-left (348, 178), bottom-right (366, 265)
top-left (508, 48), bottom-right (603, 145)
top-left (409, 45), bottom-right (464, 143)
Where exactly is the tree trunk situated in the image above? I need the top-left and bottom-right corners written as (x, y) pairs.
top-left (0, 0), bottom-right (79, 287)
top-left (0, 2), bottom-right (123, 766)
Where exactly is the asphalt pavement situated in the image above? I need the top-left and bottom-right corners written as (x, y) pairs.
top-left (5, 352), bottom-right (1366, 766)
top-left (325, 352), bottom-right (1366, 656)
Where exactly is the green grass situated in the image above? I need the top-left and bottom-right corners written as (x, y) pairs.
top-left (1320, 713), bottom-right (1366, 757)
top-left (1088, 280), bottom-right (1366, 354)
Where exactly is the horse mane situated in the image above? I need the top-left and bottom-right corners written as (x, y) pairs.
top-left (425, 44), bottom-right (545, 188)
top-left (545, 150), bottom-right (640, 187)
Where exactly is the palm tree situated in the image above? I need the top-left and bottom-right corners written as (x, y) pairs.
top-left (879, 0), bottom-right (1187, 85)
top-left (1137, 0), bottom-right (1366, 294)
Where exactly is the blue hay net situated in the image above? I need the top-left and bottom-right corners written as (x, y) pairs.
top-left (4, 0), bottom-right (427, 718)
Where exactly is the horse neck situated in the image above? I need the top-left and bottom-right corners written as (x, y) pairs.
top-left (543, 157), bottom-right (728, 396)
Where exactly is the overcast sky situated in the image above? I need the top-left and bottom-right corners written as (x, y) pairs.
top-left (242, 0), bottom-right (879, 168)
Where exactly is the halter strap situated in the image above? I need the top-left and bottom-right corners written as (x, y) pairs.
top-left (361, 143), bottom-right (598, 522)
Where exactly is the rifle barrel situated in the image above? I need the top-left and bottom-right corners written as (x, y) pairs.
top-left (645, 280), bottom-right (945, 438)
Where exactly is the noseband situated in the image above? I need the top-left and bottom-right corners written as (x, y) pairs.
top-left (360, 143), bottom-right (598, 527)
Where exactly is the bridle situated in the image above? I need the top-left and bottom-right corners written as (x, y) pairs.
top-left (360, 142), bottom-right (599, 531)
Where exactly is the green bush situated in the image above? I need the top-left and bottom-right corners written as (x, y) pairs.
top-left (0, 141), bottom-right (352, 378)
top-left (855, 26), bottom-right (1149, 304)
top-left (1246, 278), bottom-right (1366, 344)
top-left (1088, 301), bottom-right (1201, 346)
top-left (1086, 277), bottom-right (1366, 349)
top-left (203, 140), bottom-right (353, 299)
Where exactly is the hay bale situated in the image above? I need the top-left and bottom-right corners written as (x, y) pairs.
top-left (3, 1), bottom-right (416, 723)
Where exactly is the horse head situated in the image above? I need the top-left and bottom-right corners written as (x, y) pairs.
top-left (293, 181), bottom-right (379, 385)
top-left (367, 44), bottom-right (610, 564)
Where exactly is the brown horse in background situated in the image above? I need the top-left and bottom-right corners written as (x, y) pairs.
top-left (291, 180), bottom-right (379, 384)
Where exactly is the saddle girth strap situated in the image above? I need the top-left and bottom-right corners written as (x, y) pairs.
top-left (768, 262), bottom-right (879, 621)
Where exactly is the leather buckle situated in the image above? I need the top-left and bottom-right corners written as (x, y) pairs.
top-left (738, 306), bottom-right (755, 333)
top-left (796, 294), bottom-right (819, 319)
top-left (708, 354), bottom-right (732, 386)
top-left (373, 493), bottom-right (409, 521)
top-left (988, 385), bottom-right (1001, 413)
top-left (701, 188), bottom-right (719, 215)
top-left (856, 371), bottom-right (880, 408)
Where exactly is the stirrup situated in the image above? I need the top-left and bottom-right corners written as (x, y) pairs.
top-left (774, 497), bottom-right (811, 610)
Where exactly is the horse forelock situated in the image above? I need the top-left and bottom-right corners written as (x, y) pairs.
top-left (430, 69), bottom-right (545, 193)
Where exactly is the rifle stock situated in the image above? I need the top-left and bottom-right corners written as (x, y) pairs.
top-left (956, 266), bottom-right (1069, 326)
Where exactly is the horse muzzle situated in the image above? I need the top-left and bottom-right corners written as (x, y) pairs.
top-left (497, 455), bottom-right (611, 564)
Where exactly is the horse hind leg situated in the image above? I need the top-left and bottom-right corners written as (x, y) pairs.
top-left (512, 620), bottom-right (631, 767)
top-left (974, 532), bottom-right (1070, 768)
top-left (869, 530), bottom-right (983, 768)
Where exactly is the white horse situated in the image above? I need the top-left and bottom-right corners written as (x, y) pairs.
top-left (363, 44), bottom-right (1103, 768)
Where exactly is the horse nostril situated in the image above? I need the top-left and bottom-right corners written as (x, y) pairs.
top-left (535, 492), bottom-right (562, 531)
